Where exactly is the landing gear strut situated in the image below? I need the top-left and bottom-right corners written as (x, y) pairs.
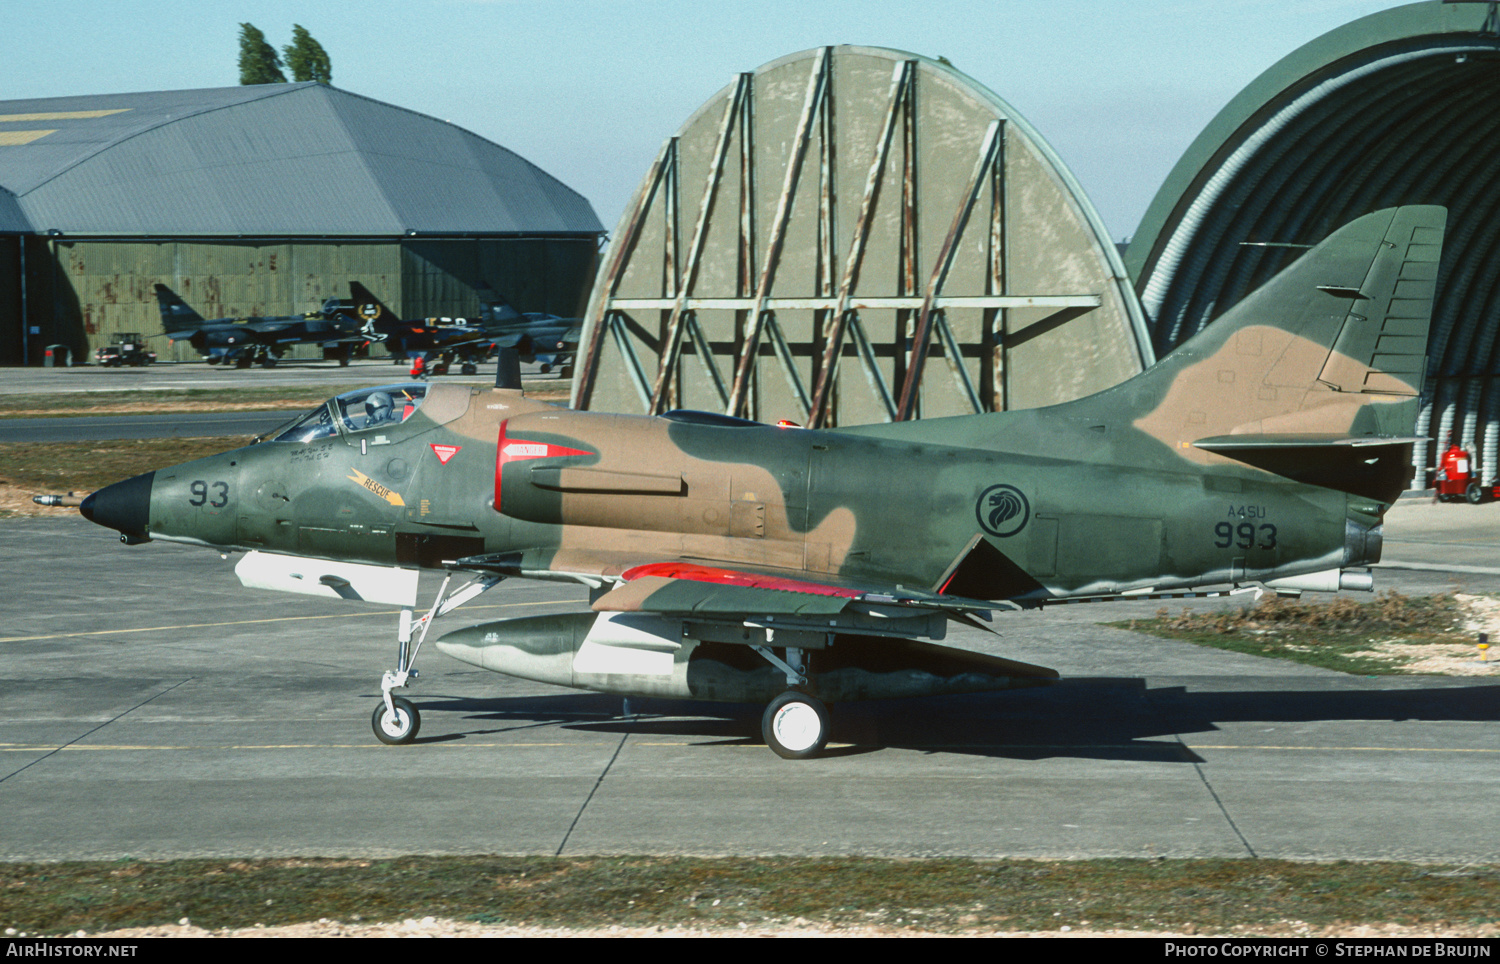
top-left (372, 695), bottom-right (420, 744)
top-left (751, 644), bottom-right (830, 759)
top-left (371, 571), bottom-right (504, 745)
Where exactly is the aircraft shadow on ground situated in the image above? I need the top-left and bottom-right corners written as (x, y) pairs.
top-left (399, 678), bottom-right (1500, 762)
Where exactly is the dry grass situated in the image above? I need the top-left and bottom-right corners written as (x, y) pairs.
top-left (1120, 591), bottom-right (1498, 675)
top-left (0, 438), bottom-right (246, 517)
top-left (2, 856), bottom-right (1496, 938)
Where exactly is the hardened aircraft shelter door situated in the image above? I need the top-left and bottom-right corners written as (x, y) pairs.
top-left (574, 46), bottom-right (1152, 426)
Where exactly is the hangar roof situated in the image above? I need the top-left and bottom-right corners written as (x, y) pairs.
top-left (0, 187), bottom-right (26, 234)
top-left (1125, 0), bottom-right (1500, 372)
top-left (0, 83), bottom-right (603, 237)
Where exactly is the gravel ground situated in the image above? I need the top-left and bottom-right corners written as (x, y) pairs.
top-left (25, 918), bottom-right (1499, 938)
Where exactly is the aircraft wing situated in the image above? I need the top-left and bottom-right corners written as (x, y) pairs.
top-left (456, 549), bottom-right (1003, 621)
top-left (594, 562), bottom-right (999, 615)
top-left (240, 321), bottom-right (298, 339)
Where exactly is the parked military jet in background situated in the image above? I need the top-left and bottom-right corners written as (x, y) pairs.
top-left (475, 285), bottom-right (580, 376)
top-left (347, 282), bottom-right (495, 376)
top-left (71, 207), bottom-right (1444, 759)
top-left (154, 284), bottom-right (366, 368)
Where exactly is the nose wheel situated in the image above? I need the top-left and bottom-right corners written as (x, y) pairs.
top-left (371, 571), bottom-right (504, 747)
top-left (762, 692), bottom-right (829, 759)
top-left (372, 695), bottom-right (420, 744)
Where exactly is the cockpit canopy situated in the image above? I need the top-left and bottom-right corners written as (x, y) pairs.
top-left (272, 384), bottom-right (429, 443)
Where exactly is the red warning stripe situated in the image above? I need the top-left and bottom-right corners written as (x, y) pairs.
top-left (493, 420), bottom-right (592, 513)
top-left (620, 561), bottom-right (866, 598)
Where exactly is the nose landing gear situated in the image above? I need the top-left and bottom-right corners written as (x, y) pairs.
top-left (372, 695), bottom-right (420, 744)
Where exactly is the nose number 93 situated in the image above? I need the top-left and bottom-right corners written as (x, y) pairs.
top-left (188, 480), bottom-right (230, 508)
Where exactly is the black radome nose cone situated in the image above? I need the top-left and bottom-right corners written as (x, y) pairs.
top-left (80, 471), bottom-right (154, 540)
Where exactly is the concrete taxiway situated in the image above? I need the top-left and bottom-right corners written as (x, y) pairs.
top-left (1, 511), bottom-right (1496, 863)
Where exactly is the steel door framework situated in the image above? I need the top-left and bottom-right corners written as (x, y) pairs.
top-left (574, 46), bottom-right (1147, 425)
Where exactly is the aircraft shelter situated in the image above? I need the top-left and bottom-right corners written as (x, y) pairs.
top-left (572, 46), bottom-right (1153, 428)
top-left (0, 83), bottom-right (604, 366)
top-left (576, 2), bottom-right (1500, 491)
top-left (1125, 0), bottom-right (1500, 488)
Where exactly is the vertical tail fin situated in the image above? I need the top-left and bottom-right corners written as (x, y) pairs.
top-left (153, 284), bottom-right (203, 333)
top-left (349, 282), bottom-right (398, 331)
top-left (1123, 205), bottom-right (1446, 446)
top-left (475, 284), bottom-right (523, 325)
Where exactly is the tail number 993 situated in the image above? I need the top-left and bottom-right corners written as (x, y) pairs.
top-left (1215, 521), bottom-right (1276, 550)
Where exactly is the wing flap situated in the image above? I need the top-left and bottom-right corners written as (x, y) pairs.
top-left (593, 575), bottom-right (853, 616)
top-left (592, 561), bottom-right (1000, 617)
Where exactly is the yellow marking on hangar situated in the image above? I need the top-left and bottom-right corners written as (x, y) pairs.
top-left (0, 109), bottom-right (132, 121)
top-left (0, 130), bottom-right (56, 146)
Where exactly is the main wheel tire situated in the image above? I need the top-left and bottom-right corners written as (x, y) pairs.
top-left (1466, 481), bottom-right (1485, 505)
top-left (460, 363), bottom-right (478, 375)
top-left (761, 692), bottom-right (828, 760)
top-left (372, 695), bottom-right (420, 745)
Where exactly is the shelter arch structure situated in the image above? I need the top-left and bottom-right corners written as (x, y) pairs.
top-left (574, 46), bottom-right (1151, 426)
top-left (1126, 0), bottom-right (1500, 488)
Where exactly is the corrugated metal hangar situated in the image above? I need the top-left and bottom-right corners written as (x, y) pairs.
top-left (1126, 0), bottom-right (1500, 488)
top-left (0, 82), bottom-right (604, 365)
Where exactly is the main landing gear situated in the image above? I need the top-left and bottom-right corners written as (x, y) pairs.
top-left (371, 571), bottom-right (504, 744)
top-left (751, 644), bottom-right (830, 759)
top-left (762, 691), bottom-right (829, 759)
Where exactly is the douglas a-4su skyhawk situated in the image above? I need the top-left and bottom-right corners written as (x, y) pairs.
top-left (68, 207), bottom-right (1445, 758)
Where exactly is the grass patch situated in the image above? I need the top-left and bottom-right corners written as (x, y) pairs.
top-left (0, 438), bottom-right (245, 516)
top-left (0, 856), bottom-right (1496, 936)
top-left (0, 380), bottom-right (570, 419)
top-left (1115, 591), bottom-right (1473, 674)
top-left (0, 389), bottom-right (344, 418)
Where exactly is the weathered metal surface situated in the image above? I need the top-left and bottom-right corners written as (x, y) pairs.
top-left (575, 46), bottom-right (1150, 426)
top-left (0, 84), bottom-right (602, 237)
top-left (24, 238), bottom-right (598, 365)
top-left (1124, 1), bottom-right (1500, 487)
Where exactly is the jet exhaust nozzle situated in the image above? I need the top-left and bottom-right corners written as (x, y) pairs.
top-left (1344, 518), bottom-right (1383, 567)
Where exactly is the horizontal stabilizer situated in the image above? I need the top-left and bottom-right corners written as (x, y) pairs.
top-left (1193, 434), bottom-right (1423, 502)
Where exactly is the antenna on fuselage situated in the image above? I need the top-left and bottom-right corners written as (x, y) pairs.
top-left (494, 347), bottom-right (522, 390)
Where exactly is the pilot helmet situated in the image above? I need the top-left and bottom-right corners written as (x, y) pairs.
top-left (365, 391), bottom-right (394, 424)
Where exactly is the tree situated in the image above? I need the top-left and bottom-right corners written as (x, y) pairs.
top-left (283, 25), bottom-right (332, 84)
top-left (238, 23), bottom-right (286, 85)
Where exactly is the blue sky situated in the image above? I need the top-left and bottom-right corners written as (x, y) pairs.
top-left (3, 0), bottom-right (1418, 240)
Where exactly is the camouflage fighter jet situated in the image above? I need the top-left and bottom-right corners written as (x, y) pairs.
top-left (154, 284), bottom-right (366, 369)
top-left (72, 207), bottom-right (1444, 758)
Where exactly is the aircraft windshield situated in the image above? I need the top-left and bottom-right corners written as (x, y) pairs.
top-left (272, 384), bottom-right (429, 442)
